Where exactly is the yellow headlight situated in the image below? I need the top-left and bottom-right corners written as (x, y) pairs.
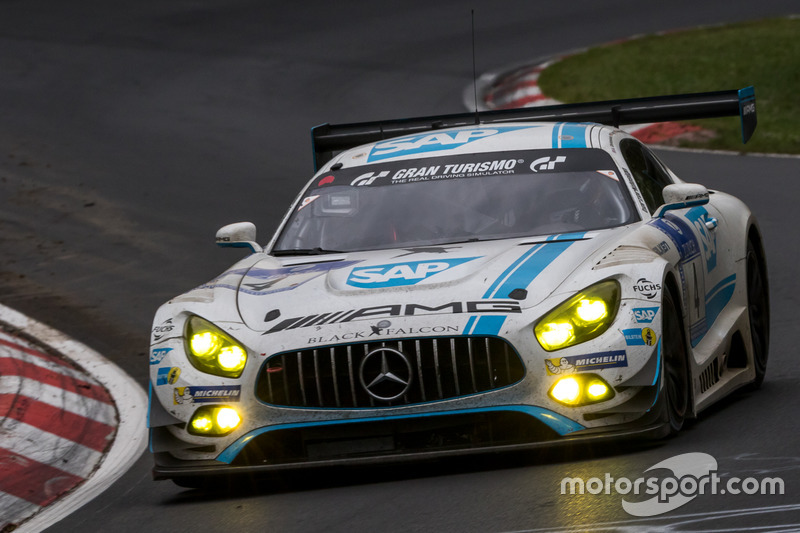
top-left (551, 377), bottom-right (581, 404)
top-left (587, 381), bottom-right (610, 399)
top-left (548, 374), bottom-right (615, 406)
top-left (188, 406), bottom-right (242, 436)
top-left (186, 317), bottom-right (248, 378)
top-left (191, 415), bottom-right (213, 432)
top-left (216, 407), bottom-right (241, 430)
top-left (575, 299), bottom-right (607, 323)
top-left (535, 280), bottom-right (620, 351)
top-left (190, 331), bottom-right (222, 358)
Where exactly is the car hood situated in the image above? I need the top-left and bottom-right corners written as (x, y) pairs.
top-left (232, 230), bottom-right (628, 332)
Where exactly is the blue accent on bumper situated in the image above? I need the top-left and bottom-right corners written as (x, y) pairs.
top-left (216, 405), bottom-right (585, 464)
top-left (469, 315), bottom-right (507, 336)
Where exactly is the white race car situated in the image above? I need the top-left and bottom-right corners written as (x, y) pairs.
top-left (149, 88), bottom-right (768, 486)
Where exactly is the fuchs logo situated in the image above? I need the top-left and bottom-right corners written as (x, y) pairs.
top-left (633, 307), bottom-right (659, 323)
top-left (347, 257), bottom-right (479, 288)
top-left (152, 318), bottom-right (174, 341)
top-left (367, 127), bottom-right (533, 162)
top-left (633, 278), bottom-right (661, 299)
top-left (530, 155), bottom-right (566, 172)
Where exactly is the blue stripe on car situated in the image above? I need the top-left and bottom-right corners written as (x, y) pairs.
top-left (464, 233), bottom-right (585, 335)
top-left (560, 123), bottom-right (590, 148)
top-left (689, 274), bottom-right (736, 347)
top-left (551, 123), bottom-right (590, 148)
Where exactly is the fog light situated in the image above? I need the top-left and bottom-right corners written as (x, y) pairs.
top-left (587, 381), bottom-right (609, 399)
top-left (548, 373), bottom-right (615, 406)
top-left (188, 406), bottom-right (242, 436)
top-left (216, 407), bottom-right (241, 430)
top-left (190, 415), bottom-right (213, 433)
top-left (551, 377), bottom-right (581, 404)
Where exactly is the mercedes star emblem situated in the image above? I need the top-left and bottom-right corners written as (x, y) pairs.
top-left (359, 347), bottom-right (413, 401)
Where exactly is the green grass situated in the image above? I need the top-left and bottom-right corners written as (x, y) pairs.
top-left (537, 17), bottom-right (800, 154)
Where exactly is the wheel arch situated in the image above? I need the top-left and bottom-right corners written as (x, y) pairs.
top-left (660, 267), bottom-right (697, 420)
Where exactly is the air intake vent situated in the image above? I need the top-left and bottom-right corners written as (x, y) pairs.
top-left (698, 358), bottom-right (721, 393)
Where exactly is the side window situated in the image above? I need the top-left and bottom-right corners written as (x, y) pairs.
top-left (620, 139), bottom-right (674, 214)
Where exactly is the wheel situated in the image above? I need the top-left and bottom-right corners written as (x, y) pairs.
top-left (662, 287), bottom-right (690, 434)
top-left (746, 238), bottom-right (770, 388)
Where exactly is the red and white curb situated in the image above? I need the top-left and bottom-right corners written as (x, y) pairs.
top-left (470, 26), bottom-right (715, 145)
top-left (472, 55), bottom-right (691, 143)
top-left (0, 304), bottom-right (147, 532)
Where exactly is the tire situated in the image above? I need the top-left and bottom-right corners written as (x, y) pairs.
top-left (662, 287), bottom-right (690, 434)
top-left (746, 238), bottom-right (770, 388)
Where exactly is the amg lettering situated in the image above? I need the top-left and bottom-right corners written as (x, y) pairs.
top-left (267, 300), bottom-right (520, 334)
top-left (404, 302), bottom-right (463, 315)
top-left (343, 305), bottom-right (403, 322)
top-left (466, 300), bottom-right (522, 313)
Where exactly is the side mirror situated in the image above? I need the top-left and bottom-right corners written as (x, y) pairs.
top-left (215, 222), bottom-right (263, 253)
top-left (654, 183), bottom-right (710, 218)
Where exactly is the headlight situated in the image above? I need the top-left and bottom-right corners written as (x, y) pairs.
top-left (535, 280), bottom-right (620, 351)
top-left (185, 316), bottom-right (247, 378)
top-left (188, 405), bottom-right (242, 436)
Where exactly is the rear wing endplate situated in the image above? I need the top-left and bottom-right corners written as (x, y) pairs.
top-left (311, 87), bottom-right (756, 170)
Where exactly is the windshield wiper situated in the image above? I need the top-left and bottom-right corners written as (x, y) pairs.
top-left (271, 247), bottom-right (345, 256)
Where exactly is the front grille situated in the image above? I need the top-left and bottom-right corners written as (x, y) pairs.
top-left (256, 337), bottom-right (525, 408)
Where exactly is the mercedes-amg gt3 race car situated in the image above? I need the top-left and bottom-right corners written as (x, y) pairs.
top-left (149, 88), bottom-right (768, 485)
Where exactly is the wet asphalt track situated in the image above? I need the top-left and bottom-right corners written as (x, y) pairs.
top-left (1, 1), bottom-right (799, 531)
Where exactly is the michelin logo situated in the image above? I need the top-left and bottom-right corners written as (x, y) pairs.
top-left (173, 386), bottom-right (241, 405)
top-left (545, 350), bottom-right (628, 375)
top-left (347, 257), bottom-right (479, 288)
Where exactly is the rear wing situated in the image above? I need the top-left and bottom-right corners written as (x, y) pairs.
top-left (311, 87), bottom-right (756, 170)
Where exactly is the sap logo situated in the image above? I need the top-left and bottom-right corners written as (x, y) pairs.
top-left (685, 207), bottom-right (717, 272)
top-left (633, 307), bottom-right (659, 323)
top-left (351, 170), bottom-right (390, 186)
top-left (530, 155), bottom-right (566, 172)
top-left (367, 127), bottom-right (533, 162)
top-left (347, 257), bottom-right (479, 288)
top-left (150, 347), bottom-right (173, 365)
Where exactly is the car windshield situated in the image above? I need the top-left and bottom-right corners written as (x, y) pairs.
top-left (273, 148), bottom-right (638, 254)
